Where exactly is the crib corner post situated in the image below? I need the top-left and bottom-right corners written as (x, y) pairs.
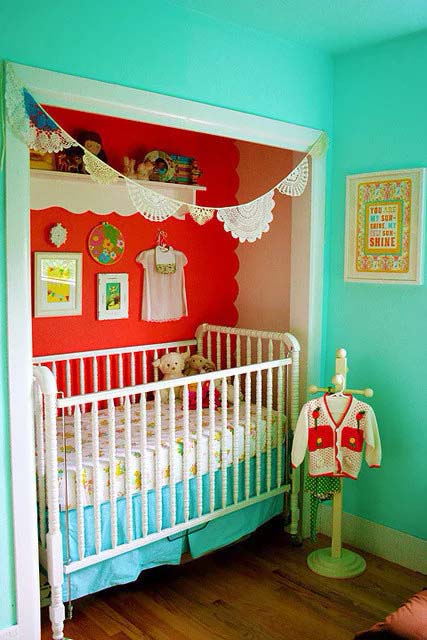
top-left (287, 339), bottom-right (301, 544)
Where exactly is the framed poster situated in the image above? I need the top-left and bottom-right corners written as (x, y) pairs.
top-left (344, 168), bottom-right (426, 284)
top-left (34, 252), bottom-right (82, 317)
top-left (97, 273), bottom-right (129, 320)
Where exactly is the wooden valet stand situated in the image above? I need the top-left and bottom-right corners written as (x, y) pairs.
top-left (306, 348), bottom-right (373, 578)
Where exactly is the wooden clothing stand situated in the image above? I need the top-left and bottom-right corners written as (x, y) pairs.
top-left (306, 348), bottom-right (373, 578)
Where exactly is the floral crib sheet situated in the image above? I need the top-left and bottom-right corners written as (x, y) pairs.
top-left (53, 400), bottom-right (285, 510)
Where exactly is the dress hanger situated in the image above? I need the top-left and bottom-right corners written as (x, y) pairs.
top-left (156, 229), bottom-right (170, 252)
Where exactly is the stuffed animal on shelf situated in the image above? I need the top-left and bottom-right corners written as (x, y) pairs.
top-left (152, 350), bottom-right (189, 401)
top-left (123, 156), bottom-right (136, 179)
top-left (79, 130), bottom-right (108, 163)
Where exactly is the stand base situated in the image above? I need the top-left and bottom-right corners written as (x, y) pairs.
top-left (307, 547), bottom-right (366, 578)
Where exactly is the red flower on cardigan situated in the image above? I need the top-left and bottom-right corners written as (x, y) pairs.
top-left (312, 407), bottom-right (321, 429)
top-left (356, 410), bottom-right (366, 430)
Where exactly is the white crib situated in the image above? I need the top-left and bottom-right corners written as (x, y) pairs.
top-left (33, 324), bottom-right (301, 640)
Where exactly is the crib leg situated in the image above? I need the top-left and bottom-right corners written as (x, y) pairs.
top-left (49, 585), bottom-right (65, 640)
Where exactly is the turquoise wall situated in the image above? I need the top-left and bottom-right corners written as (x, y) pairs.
top-left (0, 0), bottom-right (333, 629)
top-left (326, 31), bottom-right (427, 540)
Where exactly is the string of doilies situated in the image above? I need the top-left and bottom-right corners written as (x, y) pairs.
top-left (4, 62), bottom-right (328, 242)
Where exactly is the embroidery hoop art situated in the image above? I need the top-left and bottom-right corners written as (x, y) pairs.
top-left (88, 222), bottom-right (125, 265)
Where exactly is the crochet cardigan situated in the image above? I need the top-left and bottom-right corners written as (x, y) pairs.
top-left (291, 395), bottom-right (381, 479)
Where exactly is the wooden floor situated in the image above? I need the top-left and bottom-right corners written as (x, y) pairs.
top-left (41, 520), bottom-right (426, 640)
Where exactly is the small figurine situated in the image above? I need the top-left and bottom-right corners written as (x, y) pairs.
top-left (123, 156), bottom-right (136, 178)
top-left (191, 159), bottom-right (202, 184)
top-left (135, 158), bottom-right (155, 181)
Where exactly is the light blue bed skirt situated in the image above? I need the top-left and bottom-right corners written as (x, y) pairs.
top-left (60, 449), bottom-right (285, 600)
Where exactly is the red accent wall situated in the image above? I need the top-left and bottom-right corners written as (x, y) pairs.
top-left (31, 108), bottom-right (239, 356)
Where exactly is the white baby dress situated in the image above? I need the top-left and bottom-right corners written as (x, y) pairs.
top-left (136, 248), bottom-right (188, 322)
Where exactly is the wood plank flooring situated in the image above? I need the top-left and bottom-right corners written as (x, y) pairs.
top-left (41, 520), bottom-right (426, 639)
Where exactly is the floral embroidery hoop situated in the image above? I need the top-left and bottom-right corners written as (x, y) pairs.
top-left (88, 222), bottom-right (125, 265)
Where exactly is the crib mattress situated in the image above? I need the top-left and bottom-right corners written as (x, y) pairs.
top-left (54, 400), bottom-right (285, 510)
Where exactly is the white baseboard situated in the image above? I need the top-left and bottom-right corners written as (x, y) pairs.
top-left (0, 626), bottom-right (19, 640)
top-left (318, 504), bottom-right (427, 575)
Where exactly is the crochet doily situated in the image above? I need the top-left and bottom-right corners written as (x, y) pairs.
top-left (188, 205), bottom-right (215, 225)
top-left (216, 190), bottom-right (275, 242)
top-left (83, 152), bottom-right (119, 185)
top-left (277, 157), bottom-right (309, 197)
top-left (126, 178), bottom-right (181, 221)
top-left (5, 63), bottom-right (77, 153)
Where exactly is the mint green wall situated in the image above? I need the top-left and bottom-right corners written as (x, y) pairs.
top-left (327, 31), bottom-right (427, 540)
top-left (0, 0), bottom-right (333, 629)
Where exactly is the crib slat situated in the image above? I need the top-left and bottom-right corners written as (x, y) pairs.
top-left (221, 377), bottom-right (228, 509)
top-left (106, 355), bottom-right (111, 391)
top-left (153, 350), bottom-right (159, 382)
top-left (266, 365), bottom-right (273, 492)
top-left (140, 393), bottom-right (148, 537)
top-left (244, 372), bottom-right (251, 500)
top-left (91, 401), bottom-right (101, 555)
top-left (207, 330), bottom-right (212, 362)
top-left (92, 356), bottom-right (98, 394)
top-left (130, 352), bottom-right (136, 403)
top-left (196, 381), bottom-right (203, 518)
top-left (34, 381), bottom-right (46, 547)
top-left (154, 389), bottom-right (162, 532)
top-left (216, 333), bottom-right (221, 370)
top-left (66, 359), bottom-right (71, 416)
top-left (209, 380), bottom-right (216, 513)
top-left (257, 338), bottom-right (262, 364)
top-left (183, 384), bottom-right (190, 522)
top-left (79, 358), bottom-right (85, 413)
top-left (246, 336), bottom-right (251, 365)
top-left (74, 404), bottom-right (85, 561)
top-left (236, 336), bottom-right (241, 367)
top-left (108, 398), bottom-right (117, 548)
top-left (256, 370), bottom-right (262, 496)
top-left (169, 388), bottom-right (176, 528)
top-left (124, 396), bottom-right (133, 543)
top-left (142, 351), bottom-right (148, 384)
top-left (233, 374), bottom-right (240, 504)
top-left (119, 354), bottom-right (124, 404)
top-left (226, 334), bottom-right (231, 369)
top-left (277, 364), bottom-right (284, 488)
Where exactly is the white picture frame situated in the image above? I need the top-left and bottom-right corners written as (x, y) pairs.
top-left (34, 252), bottom-right (82, 317)
top-left (344, 168), bottom-right (426, 284)
top-left (97, 273), bottom-right (129, 320)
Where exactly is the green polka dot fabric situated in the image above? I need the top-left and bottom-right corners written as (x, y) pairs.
top-left (305, 475), bottom-right (341, 541)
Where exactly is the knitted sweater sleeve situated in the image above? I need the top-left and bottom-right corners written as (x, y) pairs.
top-left (364, 406), bottom-right (382, 468)
top-left (291, 402), bottom-right (308, 469)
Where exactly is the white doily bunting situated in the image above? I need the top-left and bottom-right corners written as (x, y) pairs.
top-left (126, 178), bottom-right (181, 221)
top-left (83, 152), bottom-right (119, 185)
top-left (188, 205), bottom-right (215, 225)
top-left (5, 64), bottom-right (77, 153)
top-left (276, 157), bottom-right (309, 197)
top-left (217, 190), bottom-right (275, 242)
top-left (309, 131), bottom-right (328, 158)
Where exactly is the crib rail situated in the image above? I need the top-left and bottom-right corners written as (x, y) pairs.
top-left (33, 338), bottom-right (197, 411)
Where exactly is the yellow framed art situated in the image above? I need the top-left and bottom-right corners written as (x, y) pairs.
top-left (344, 168), bottom-right (426, 284)
top-left (34, 252), bottom-right (82, 317)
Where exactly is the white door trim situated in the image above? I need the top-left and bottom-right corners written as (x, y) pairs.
top-left (5, 61), bottom-right (326, 638)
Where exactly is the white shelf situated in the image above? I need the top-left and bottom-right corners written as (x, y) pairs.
top-left (30, 169), bottom-right (206, 216)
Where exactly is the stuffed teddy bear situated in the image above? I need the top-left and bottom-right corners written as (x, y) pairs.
top-left (152, 350), bottom-right (189, 401)
top-left (183, 353), bottom-right (216, 377)
top-left (183, 353), bottom-right (243, 405)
